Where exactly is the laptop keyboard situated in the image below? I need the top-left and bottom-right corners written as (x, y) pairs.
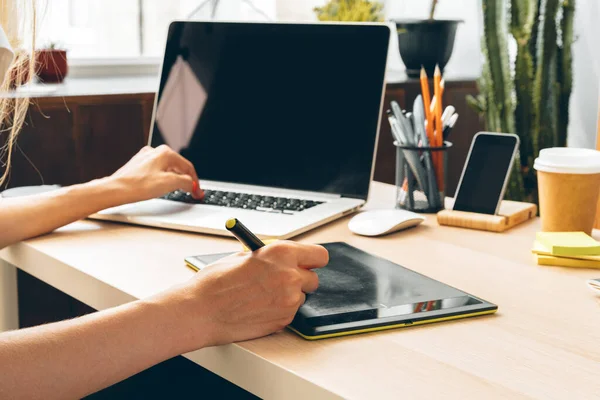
top-left (161, 190), bottom-right (324, 214)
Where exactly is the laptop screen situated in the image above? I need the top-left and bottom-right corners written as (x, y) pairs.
top-left (150, 22), bottom-right (390, 199)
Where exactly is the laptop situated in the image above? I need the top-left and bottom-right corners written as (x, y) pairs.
top-left (89, 21), bottom-right (391, 239)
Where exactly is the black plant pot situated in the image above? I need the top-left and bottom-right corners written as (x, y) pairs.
top-left (393, 19), bottom-right (462, 78)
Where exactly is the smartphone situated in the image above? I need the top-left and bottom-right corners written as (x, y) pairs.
top-left (453, 132), bottom-right (520, 215)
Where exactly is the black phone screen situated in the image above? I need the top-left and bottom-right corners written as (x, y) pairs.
top-left (453, 133), bottom-right (518, 215)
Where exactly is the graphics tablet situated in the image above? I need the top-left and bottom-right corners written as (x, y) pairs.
top-left (185, 242), bottom-right (498, 340)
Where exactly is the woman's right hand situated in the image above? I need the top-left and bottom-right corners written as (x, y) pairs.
top-left (110, 145), bottom-right (204, 204)
top-left (158, 241), bottom-right (329, 349)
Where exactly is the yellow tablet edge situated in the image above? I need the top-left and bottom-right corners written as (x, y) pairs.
top-left (287, 309), bottom-right (498, 340)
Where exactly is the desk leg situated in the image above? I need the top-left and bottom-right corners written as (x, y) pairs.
top-left (0, 259), bottom-right (19, 332)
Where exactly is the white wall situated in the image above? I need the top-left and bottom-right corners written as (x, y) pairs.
top-left (276, 0), bottom-right (323, 20)
top-left (569, 0), bottom-right (600, 149)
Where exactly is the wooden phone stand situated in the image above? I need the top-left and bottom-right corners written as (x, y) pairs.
top-left (437, 200), bottom-right (537, 233)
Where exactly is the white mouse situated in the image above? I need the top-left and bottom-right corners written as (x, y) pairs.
top-left (348, 209), bottom-right (425, 237)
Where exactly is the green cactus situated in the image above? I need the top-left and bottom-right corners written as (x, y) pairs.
top-left (510, 0), bottom-right (537, 197)
top-left (476, 0), bottom-right (524, 200)
top-left (511, 0), bottom-right (536, 164)
top-left (470, 0), bottom-right (575, 203)
top-left (529, 0), bottom-right (543, 70)
top-left (482, 0), bottom-right (515, 134)
top-left (533, 0), bottom-right (560, 156)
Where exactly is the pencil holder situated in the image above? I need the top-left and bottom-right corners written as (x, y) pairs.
top-left (394, 141), bottom-right (452, 213)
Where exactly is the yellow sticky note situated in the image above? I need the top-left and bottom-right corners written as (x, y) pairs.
top-left (536, 254), bottom-right (600, 269)
top-left (535, 232), bottom-right (600, 257)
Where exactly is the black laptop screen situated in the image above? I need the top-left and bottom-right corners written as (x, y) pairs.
top-left (150, 22), bottom-right (389, 199)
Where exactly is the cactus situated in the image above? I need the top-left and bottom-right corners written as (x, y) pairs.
top-left (314, 0), bottom-right (384, 22)
top-left (482, 0), bottom-right (515, 134)
top-left (533, 0), bottom-right (560, 156)
top-left (511, 0), bottom-right (536, 165)
top-left (510, 0), bottom-right (537, 196)
top-left (529, 0), bottom-right (543, 70)
top-left (469, 0), bottom-right (575, 203)
top-left (475, 0), bottom-right (524, 200)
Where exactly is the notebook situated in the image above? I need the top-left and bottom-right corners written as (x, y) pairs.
top-left (185, 242), bottom-right (497, 340)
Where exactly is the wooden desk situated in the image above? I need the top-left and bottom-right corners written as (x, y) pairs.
top-left (2, 182), bottom-right (599, 399)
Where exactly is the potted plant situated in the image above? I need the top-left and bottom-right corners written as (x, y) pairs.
top-left (36, 42), bottom-right (68, 83)
top-left (467, 0), bottom-right (575, 204)
top-left (392, 0), bottom-right (462, 78)
top-left (314, 0), bottom-right (385, 22)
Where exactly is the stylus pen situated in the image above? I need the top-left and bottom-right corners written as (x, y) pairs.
top-left (226, 218), bottom-right (265, 251)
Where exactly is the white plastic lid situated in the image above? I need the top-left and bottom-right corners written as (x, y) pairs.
top-left (533, 147), bottom-right (600, 174)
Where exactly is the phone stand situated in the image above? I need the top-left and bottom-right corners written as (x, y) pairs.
top-left (437, 199), bottom-right (537, 233)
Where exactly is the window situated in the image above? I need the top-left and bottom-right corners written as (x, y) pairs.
top-left (35, 0), bottom-right (277, 60)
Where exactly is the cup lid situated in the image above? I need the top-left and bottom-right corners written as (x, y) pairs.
top-left (534, 147), bottom-right (600, 174)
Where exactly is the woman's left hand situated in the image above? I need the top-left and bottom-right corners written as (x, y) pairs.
top-left (110, 145), bottom-right (204, 204)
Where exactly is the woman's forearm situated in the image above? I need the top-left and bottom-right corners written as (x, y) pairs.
top-left (0, 289), bottom-right (205, 399)
top-left (0, 177), bottom-right (129, 249)
top-left (0, 145), bottom-right (205, 250)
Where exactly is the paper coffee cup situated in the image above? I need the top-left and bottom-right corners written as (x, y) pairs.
top-left (534, 148), bottom-right (600, 234)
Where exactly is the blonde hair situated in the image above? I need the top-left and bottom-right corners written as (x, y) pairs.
top-left (0, 0), bottom-right (36, 187)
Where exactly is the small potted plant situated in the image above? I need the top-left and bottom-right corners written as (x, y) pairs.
top-left (36, 42), bottom-right (68, 83)
top-left (393, 0), bottom-right (462, 78)
top-left (314, 0), bottom-right (384, 22)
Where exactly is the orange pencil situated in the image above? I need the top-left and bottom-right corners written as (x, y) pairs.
top-left (420, 67), bottom-right (434, 144)
top-left (434, 65), bottom-right (443, 146)
top-left (433, 65), bottom-right (444, 191)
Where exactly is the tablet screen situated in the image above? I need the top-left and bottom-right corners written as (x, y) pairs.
top-left (297, 243), bottom-right (482, 327)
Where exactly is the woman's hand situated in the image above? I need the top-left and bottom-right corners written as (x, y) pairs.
top-left (0, 241), bottom-right (328, 399)
top-left (158, 241), bottom-right (329, 349)
top-left (110, 145), bottom-right (204, 204)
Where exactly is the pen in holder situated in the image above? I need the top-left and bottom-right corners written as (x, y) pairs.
top-left (395, 141), bottom-right (452, 213)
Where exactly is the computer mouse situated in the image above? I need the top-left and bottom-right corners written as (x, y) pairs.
top-left (348, 209), bottom-right (425, 237)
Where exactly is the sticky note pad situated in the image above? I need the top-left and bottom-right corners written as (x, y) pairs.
top-left (535, 232), bottom-right (600, 257)
top-left (536, 254), bottom-right (600, 269)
